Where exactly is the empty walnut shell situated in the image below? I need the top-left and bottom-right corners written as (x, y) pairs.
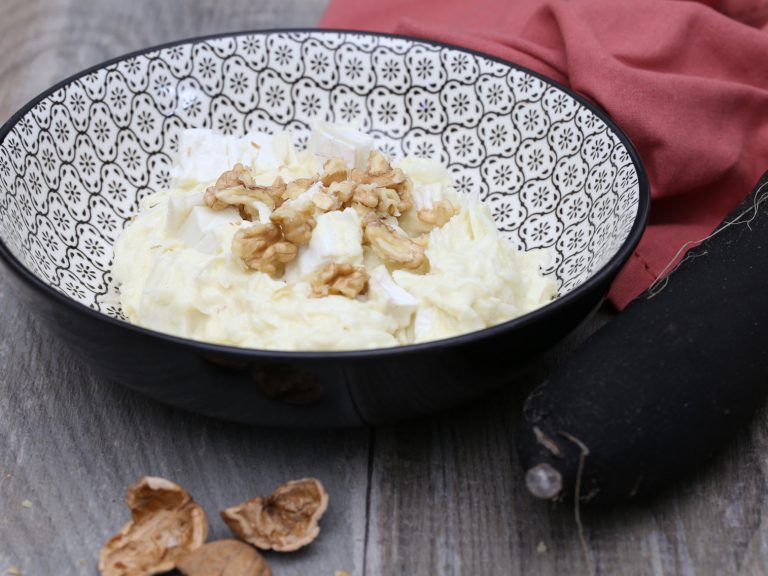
top-left (176, 540), bottom-right (272, 576)
top-left (99, 476), bottom-right (208, 576)
top-left (220, 478), bottom-right (329, 552)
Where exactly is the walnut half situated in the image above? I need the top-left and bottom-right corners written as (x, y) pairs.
top-left (220, 478), bottom-right (329, 552)
top-left (99, 477), bottom-right (208, 576)
top-left (310, 263), bottom-right (369, 298)
top-left (232, 223), bottom-right (298, 276)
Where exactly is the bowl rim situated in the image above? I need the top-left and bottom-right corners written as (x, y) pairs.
top-left (0, 27), bottom-right (650, 360)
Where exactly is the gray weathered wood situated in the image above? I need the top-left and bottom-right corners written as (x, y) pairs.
top-left (0, 272), bottom-right (369, 575)
top-left (3, 0), bottom-right (768, 574)
top-left (0, 2), bottom-right (369, 576)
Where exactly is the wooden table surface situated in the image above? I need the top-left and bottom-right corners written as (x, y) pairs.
top-left (2, 1), bottom-right (768, 575)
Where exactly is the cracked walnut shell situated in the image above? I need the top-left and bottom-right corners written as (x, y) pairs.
top-left (232, 223), bottom-right (298, 275)
top-left (220, 478), bottom-right (329, 552)
top-left (176, 540), bottom-right (272, 576)
top-left (99, 476), bottom-right (208, 576)
top-left (310, 263), bottom-right (370, 298)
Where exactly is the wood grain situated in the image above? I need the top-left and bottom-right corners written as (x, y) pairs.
top-left (2, 0), bottom-right (768, 574)
top-left (0, 2), bottom-right (368, 576)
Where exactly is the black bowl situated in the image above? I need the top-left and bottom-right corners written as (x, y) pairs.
top-left (0, 30), bottom-right (649, 426)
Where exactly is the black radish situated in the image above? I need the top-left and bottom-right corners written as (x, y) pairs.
top-left (517, 171), bottom-right (768, 505)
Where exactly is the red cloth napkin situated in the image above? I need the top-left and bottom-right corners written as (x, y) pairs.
top-left (321, 0), bottom-right (768, 309)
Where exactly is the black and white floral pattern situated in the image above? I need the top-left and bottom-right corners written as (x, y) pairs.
top-left (0, 31), bottom-right (641, 316)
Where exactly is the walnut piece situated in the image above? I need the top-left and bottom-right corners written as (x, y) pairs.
top-left (327, 180), bottom-right (356, 204)
top-left (310, 263), bottom-right (369, 298)
top-left (360, 151), bottom-right (413, 212)
top-left (364, 220), bottom-right (427, 270)
top-left (270, 202), bottom-right (316, 245)
top-left (320, 157), bottom-right (349, 186)
top-left (312, 191), bottom-right (342, 213)
top-left (366, 149), bottom-right (391, 176)
top-left (99, 477), bottom-right (208, 576)
top-left (220, 478), bottom-right (329, 552)
top-left (282, 177), bottom-right (317, 201)
top-left (310, 153), bottom-right (415, 221)
top-left (313, 180), bottom-right (356, 212)
top-left (417, 200), bottom-right (459, 228)
top-left (232, 223), bottom-right (298, 275)
top-left (176, 540), bottom-right (272, 576)
top-left (412, 233), bottom-right (430, 248)
top-left (255, 177), bottom-right (287, 208)
top-left (352, 184), bottom-right (405, 216)
top-left (205, 164), bottom-right (286, 217)
top-left (217, 150), bottom-right (427, 276)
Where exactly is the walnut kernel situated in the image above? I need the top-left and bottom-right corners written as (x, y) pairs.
top-left (205, 164), bottom-right (286, 217)
top-left (359, 152), bottom-right (413, 213)
top-left (353, 184), bottom-right (405, 216)
top-left (320, 158), bottom-right (348, 186)
top-left (312, 191), bottom-right (343, 213)
top-left (220, 478), bottom-right (329, 552)
top-left (366, 150), bottom-right (391, 176)
top-left (270, 203), bottom-right (316, 246)
top-left (232, 223), bottom-right (298, 275)
top-left (282, 177), bottom-right (317, 201)
top-left (417, 200), bottom-right (459, 228)
top-left (99, 477), bottom-right (208, 576)
top-left (176, 540), bottom-right (272, 576)
top-left (364, 220), bottom-right (427, 270)
top-left (310, 263), bottom-right (370, 298)
top-left (327, 181), bottom-right (356, 204)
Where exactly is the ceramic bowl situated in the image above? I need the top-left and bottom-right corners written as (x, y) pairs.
top-left (0, 30), bottom-right (649, 426)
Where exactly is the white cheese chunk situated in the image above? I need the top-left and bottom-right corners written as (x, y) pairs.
top-left (177, 206), bottom-right (241, 254)
top-left (172, 129), bottom-right (252, 184)
top-left (172, 129), bottom-right (297, 184)
top-left (413, 307), bottom-right (437, 342)
top-left (411, 182), bottom-right (443, 211)
top-left (248, 131), bottom-right (296, 172)
top-left (248, 199), bottom-right (272, 224)
top-left (287, 207), bottom-right (363, 280)
top-left (165, 190), bottom-right (205, 235)
top-left (309, 122), bottom-right (373, 170)
top-left (368, 265), bottom-right (418, 329)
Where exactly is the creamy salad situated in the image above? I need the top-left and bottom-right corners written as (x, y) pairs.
top-left (112, 123), bottom-right (557, 351)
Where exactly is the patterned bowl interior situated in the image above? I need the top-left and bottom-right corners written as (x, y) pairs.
top-left (0, 31), bottom-right (640, 321)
